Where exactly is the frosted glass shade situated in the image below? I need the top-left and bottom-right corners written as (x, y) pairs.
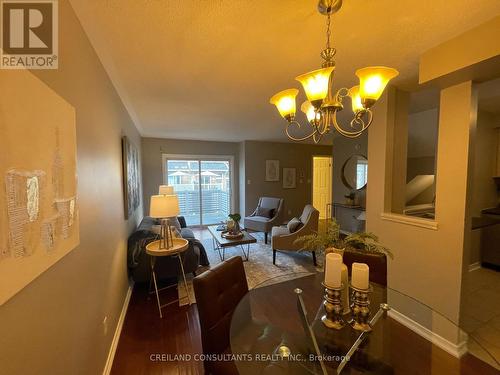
top-left (149, 194), bottom-right (179, 218)
top-left (300, 101), bottom-right (316, 123)
top-left (355, 66), bottom-right (399, 102)
top-left (348, 86), bottom-right (364, 113)
top-left (158, 185), bottom-right (174, 195)
top-left (270, 89), bottom-right (299, 120)
top-left (295, 66), bottom-right (334, 106)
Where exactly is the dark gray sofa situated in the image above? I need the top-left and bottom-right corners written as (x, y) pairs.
top-left (127, 216), bottom-right (209, 283)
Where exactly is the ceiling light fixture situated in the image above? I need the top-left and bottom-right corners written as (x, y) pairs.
top-left (270, 0), bottom-right (399, 142)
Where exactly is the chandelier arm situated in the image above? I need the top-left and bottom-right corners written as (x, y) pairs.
top-left (285, 121), bottom-right (318, 142)
top-left (315, 113), bottom-right (329, 135)
top-left (331, 110), bottom-right (374, 138)
top-left (313, 131), bottom-right (323, 144)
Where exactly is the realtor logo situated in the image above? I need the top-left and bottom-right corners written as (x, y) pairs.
top-left (1, 0), bottom-right (58, 69)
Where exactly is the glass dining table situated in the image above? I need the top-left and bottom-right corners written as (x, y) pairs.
top-left (229, 272), bottom-right (499, 374)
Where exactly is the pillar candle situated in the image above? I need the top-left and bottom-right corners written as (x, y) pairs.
top-left (351, 262), bottom-right (370, 289)
top-left (341, 263), bottom-right (349, 312)
top-left (325, 253), bottom-right (342, 288)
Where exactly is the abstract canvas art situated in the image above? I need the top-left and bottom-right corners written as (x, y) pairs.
top-left (0, 70), bottom-right (79, 305)
top-left (122, 136), bottom-right (140, 219)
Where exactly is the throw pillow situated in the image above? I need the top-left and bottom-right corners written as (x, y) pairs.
top-left (256, 206), bottom-right (273, 218)
top-left (287, 217), bottom-right (303, 233)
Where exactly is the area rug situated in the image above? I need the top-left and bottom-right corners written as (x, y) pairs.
top-left (178, 232), bottom-right (324, 306)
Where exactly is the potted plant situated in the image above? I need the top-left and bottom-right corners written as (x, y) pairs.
top-left (227, 213), bottom-right (241, 235)
top-left (294, 219), bottom-right (345, 255)
top-left (344, 232), bottom-right (394, 259)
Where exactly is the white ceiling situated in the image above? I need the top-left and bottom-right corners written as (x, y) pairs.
top-left (70, 0), bottom-right (500, 143)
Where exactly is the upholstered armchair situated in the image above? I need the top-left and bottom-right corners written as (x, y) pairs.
top-left (244, 197), bottom-right (284, 244)
top-left (271, 204), bottom-right (319, 266)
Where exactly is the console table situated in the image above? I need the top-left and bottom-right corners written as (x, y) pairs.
top-left (332, 203), bottom-right (365, 234)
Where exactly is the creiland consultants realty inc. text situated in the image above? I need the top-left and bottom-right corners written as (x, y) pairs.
top-left (149, 353), bottom-right (349, 363)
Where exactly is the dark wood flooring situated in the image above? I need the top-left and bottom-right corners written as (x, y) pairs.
top-left (112, 282), bottom-right (499, 375)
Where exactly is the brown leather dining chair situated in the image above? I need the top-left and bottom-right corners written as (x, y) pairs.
top-left (194, 256), bottom-right (313, 374)
top-left (193, 256), bottom-right (248, 375)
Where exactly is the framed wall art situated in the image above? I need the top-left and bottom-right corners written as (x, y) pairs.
top-left (283, 168), bottom-right (296, 189)
top-left (265, 160), bottom-right (279, 182)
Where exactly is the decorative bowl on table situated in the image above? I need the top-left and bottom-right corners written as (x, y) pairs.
top-left (221, 231), bottom-right (244, 239)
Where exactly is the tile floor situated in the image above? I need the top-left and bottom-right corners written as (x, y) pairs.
top-left (461, 267), bottom-right (500, 369)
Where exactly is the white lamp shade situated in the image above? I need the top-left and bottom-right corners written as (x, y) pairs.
top-left (158, 185), bottom-right (174, 195)
top-left (149, 195), bottom-right (180, 218)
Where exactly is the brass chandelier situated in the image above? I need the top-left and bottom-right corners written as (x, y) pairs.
top-left (270, 0), bottom-right (399, 142)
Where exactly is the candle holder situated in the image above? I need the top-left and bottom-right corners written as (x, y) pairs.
top-left (349, 284), bottom-right (373, 332)
top-left (321, 282), bottom-right (346, 330)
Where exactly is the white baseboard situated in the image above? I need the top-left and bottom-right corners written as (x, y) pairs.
top-left (388, 309), bottom-right (467, 358)
top-left (103, 283), bottom-right (133, 375)
top-left (468, 262), bottom-right (481, 272)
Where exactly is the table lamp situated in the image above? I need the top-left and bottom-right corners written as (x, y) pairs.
top-left (150, 194), bottom-right (180, 249)
top-left (158, 185), bottom-right (174, 195)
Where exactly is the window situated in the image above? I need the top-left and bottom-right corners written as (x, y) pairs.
top-left (162, 155), bottom-right (233, 226)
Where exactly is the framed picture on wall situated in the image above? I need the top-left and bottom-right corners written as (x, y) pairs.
top-left (283, 168), bottom-right (296, 189)
top-left (122, 136), bottom-right (140, 219)
top-left (265, 160), bottom-right (280, 181)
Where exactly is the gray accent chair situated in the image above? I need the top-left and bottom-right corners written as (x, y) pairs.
top-left (271, 204), bottom-right (319, 266)
top-left (244, 197), bottom-right (284, 244)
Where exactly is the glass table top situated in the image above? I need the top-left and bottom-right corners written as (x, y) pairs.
top-left (229, 272), bottom-right (500, 374)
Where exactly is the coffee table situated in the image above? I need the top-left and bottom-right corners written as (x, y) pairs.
top-left (207, 225), bottom-right (257, 261)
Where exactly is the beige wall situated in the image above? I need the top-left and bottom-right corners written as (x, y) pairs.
top-left (366, 82), bottom-right (477, 324)
top-left (419, 16), bottom-right (500, 85)
top-left (242, 141), bottom-right (332, 220)
top-left (0, 1), bottom-right (143, 374)
top-left (141, 137), bottom-right (240, 217)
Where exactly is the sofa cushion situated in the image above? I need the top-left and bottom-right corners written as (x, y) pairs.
top-left (287, 217), bottom-right (303, 233)
top-left (246, 216), bottom-right (270, 223)
top-left (181, 227), bottom-right (195, 239)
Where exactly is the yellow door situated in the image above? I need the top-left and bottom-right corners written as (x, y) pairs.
top-left (313, 156), bottom-right (333, 219)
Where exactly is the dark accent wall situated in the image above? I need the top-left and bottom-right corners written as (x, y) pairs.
top-left (332, 133), bottom-right (368, 207)
top-left (242, 141), bottom-right (332, 220)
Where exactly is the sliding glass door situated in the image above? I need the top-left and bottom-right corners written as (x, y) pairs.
top-left (163, 155), bottom-right (233, 226)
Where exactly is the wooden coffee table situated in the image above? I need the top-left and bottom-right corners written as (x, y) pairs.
top-left (207, 225), bottom-right (257, 261)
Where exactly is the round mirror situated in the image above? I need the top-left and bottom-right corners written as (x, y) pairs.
top-left (341, 154), bottom-right (368, 190)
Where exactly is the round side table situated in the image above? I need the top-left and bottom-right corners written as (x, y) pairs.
top-left (146, 238), bottom-right (190, 318)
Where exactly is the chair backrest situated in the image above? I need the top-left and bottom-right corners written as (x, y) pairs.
top-left (343, 251), bottom-right (387, 286)
top-left (193, 256), bottom-right (248, 355)
top-left (300, 204), bottom-right (319, 230)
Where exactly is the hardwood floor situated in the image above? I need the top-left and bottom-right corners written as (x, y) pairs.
top-left (111, 283), bottom-right (204, 375)
top-left (111, 228), bottom-right (499, 374)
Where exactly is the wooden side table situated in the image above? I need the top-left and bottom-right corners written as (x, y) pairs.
top-left (145, 238), bottom-right (191, 318)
